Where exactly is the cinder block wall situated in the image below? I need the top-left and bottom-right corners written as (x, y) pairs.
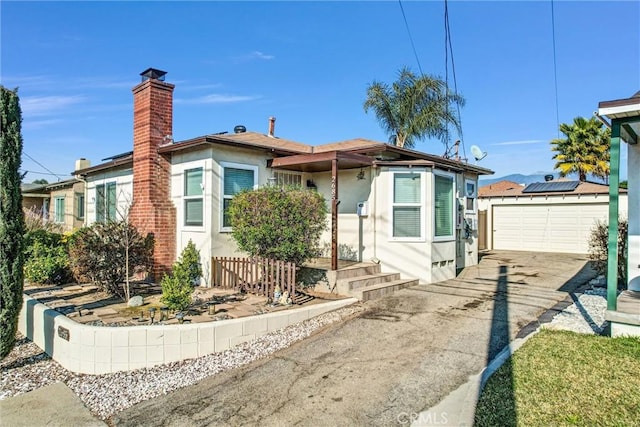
top-left (17, 295), bottom-right (356, 375)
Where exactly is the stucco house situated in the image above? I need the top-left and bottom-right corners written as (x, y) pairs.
top-left (73, 68), bottom-right (493, 295)
top-left (597, 91), bottom-right (640, 337)
top-left (478, 179), bottom-right (628, 254)
top-left (21, 173), bottom-right (87, 232)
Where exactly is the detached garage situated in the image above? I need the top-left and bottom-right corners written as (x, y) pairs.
top-left (479, 180), bottom-right (628, 254)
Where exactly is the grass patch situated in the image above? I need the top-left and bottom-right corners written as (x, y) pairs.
top-left (475, 329), bottom-right (640, 427)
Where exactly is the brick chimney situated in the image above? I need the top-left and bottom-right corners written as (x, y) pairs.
top-left (129, 68), bottom-right (176, 280)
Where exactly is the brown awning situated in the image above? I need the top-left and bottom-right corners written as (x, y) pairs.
top-left (268, 150), bottom-right (373, 172)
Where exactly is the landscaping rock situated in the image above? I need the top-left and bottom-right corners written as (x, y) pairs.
top-left (127, 296), bottom-right (144, 307)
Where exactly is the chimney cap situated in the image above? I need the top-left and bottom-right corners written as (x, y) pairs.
top-left (140, 68), bottom-right (167, 82)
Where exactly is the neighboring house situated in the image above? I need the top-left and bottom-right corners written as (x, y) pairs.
top-left (598, 91), bottom-right (639, 337)
top-left (74, 68), bottom-right (493, 286)
top-left (21, 171), bottom-right (88, 232)
top-left (478, 179), bottom-right (628, 254)
top-left (21, 182), bottom-right (50, 219)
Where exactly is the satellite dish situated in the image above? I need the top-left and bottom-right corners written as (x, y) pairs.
top-left (470, 145), bottom-right (487, 161)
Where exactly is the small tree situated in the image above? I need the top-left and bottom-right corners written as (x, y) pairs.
top-left (1, 86), bottom-right (26, 359)
top-left (228, 186), bottom-right (328, 265)
top-left (178, 240), bottom-right (202, 285)
top-left (161, 243), bottom-right (200, 311)
top-left (588, 218), bottom-right (628, 288)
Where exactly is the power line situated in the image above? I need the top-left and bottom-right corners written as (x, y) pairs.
top-left (550, 0), bottom-right (560, 138)
top-left (398, 0), bottom-right (424, 76)
top-left (444, 0), bottom-right (465, 159)
top-left (22, 152), bottom-right (65, 181)
top-left (19, 170), bottom-right (70, 178)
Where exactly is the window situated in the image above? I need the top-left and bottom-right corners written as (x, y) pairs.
top-left (96, 182), bottom-right (117, 222)
top-left (184, 168), bottom-right (203, 226)
top-left (54, 197), bottom-right (65, 223)
top-left (221, 163), bottom-right (257, 230)
top-left (434, 174), bottom-right (454, 239)
top-left (75, 192), bottom-right (85, 219)
top-left (392, 172), bottom-right (422, 239)
top-left (464, 180), bottom-right (477, 212)
top-left (273, 171), bottom-right (302, 188)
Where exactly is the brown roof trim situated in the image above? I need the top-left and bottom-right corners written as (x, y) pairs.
top-left (373, 159), bottom-right (437, 168)
top-left (158, 134), bottom-right (307, 156)
top-left (46, 178), bottom-right (81, 190)
top-left (74, 156), bottom-right (133, 176)
top-left (599, 91), bottom-right (640, 109)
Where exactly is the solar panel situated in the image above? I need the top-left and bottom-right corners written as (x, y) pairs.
top-left (522, 181), bottom-right (580, 193)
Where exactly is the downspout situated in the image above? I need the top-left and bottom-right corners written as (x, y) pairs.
top-left (606, 118), bottom-right (621, 311)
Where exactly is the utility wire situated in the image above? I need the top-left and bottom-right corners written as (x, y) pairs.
top-left (444, 0), bottom-right (465, 159)
top-left (398, 0), bottom-right (424, 76)
top-left (23, 152), bottom-right (65, 181)
top-left (550, 0), bottom-right (560, 138)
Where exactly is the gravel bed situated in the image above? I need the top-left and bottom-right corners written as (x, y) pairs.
top-left (546, 287), bottom-right (608, 334)
top-left (0, 287), bottom-right (613, 420)
top-left (1, 303), bottom-right (366, 419)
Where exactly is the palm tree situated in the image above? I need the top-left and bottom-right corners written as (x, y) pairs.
top-left (363, 67), bottom-right (464, 149)
top-left (550, 117), bottom-right (610, 182)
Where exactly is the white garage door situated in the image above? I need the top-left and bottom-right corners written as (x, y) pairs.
top-left (492, 204), bottom-right (609, 254)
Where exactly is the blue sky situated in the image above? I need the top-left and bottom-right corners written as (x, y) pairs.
top-left (2, 1), bottom-right (638, 182)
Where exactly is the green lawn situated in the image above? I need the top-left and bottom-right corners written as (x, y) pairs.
top-left (475, 329), bottom-right (640, 427)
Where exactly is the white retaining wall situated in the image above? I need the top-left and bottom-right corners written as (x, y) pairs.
top-left (17, 295), bottom-right (357, 375)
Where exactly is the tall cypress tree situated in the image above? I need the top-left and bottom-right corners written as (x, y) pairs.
top-left (0, 87), bottom-right (26, 359)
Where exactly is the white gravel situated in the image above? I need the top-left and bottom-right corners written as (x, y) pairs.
top-left (0, 286), bottom-right (611, 420)
top-left (545, 287), bottom-right (608, 335)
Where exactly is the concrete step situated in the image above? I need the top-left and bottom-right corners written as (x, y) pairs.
top-left (349, 279), bottom-right (419, 301)
top-left (333, 263), bottom-right (381, 281)
top-left (340, 272), bottom-right (401, 291)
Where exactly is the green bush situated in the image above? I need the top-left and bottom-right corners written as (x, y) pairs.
top-left (178, 240), bottom-right (202, 286)
top-left (161, 264), bottom-right (193, 311)
top-left (160, 242), bottom-right (200, 310)
top-left (588, 218), bottom-right (628, 288)
top-left (228, 186), bottom-right (328, 265)
top-left (68, 221), bottom-right (154, 299)
top-left (23, 230), bottom-right (71, 285)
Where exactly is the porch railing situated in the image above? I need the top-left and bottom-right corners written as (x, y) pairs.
top-left (211, 256), bottom-right (297, 302)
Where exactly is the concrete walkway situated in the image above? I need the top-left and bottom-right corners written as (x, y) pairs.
top-left (108, 251), bottom-right (596, 426)
top-left (0, 382), bottom-right (106, 427)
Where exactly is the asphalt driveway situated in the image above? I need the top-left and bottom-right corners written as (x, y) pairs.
top-left (111, 250), bottom-right (596, 426)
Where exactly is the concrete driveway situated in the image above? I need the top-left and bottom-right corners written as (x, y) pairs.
top-left (111, 251), bottom-right (596, 426)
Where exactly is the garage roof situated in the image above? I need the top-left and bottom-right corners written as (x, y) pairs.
top-left (479, 180), bottom-right (623, 197)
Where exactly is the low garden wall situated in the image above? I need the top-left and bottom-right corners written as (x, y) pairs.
top-left (17, 295), bottom-right (357, 375)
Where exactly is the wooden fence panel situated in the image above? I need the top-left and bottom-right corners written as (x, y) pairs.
top-left (211, 256), bottom-right (297, 302)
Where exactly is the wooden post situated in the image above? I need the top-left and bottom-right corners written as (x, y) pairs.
top-left (331, 158), bottom-right (338, 271)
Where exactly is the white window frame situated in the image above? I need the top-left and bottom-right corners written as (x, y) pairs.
top-left (388, 169), bottom-right (426, 242)
top-left (220, 161), bottom-right (258, 232)
top-left (433, 171), bottom-right (456, 242)
top-left (464, 179), bottom-right (477, 213)
top-left (54, 196), bottom-right (65, 224)
top-left (184, 167), bottom-right (204, 228)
